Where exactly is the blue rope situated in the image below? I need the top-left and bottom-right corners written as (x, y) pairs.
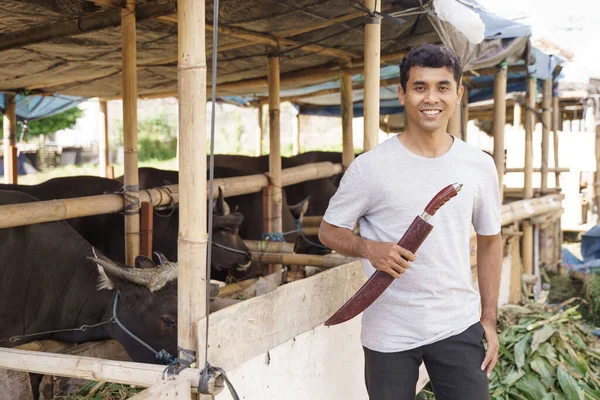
top-left (261, 219), bottom-right (302, 242)
top-left (112, 292), bottom-right (177, 365)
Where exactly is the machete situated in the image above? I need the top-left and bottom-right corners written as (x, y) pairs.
top-left (324, 182), bottom-right (463, 326)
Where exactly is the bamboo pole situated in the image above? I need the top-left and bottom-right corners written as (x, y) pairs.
top-left (244, 240), bottom-right (294, 254)
top-left (256, 105), bottom-right (263, 156)
top-left (252, 252), bottom-right (357, 268)
top-left (493, 65), bottom-right (507, 202)
top-left (177, 0), bottom-right (208, 397)
top-left (292, 113), bottom-right (300, 155)
top-left (500, 195), bottom-right (563, 226)
top-left (448, 102), bottom-right (461, 137)
top-left (541, 79), bottom-right (552, 194)
top-left (596, 124), bottom-right (600, 215)
top-left (522, 77), bottom-right (536, 277)
top-left (552, 94), bottom-right (560, 187)
top-left (140, 202), bottom-right (153, 258)
top-left (0, 162), bottom-right (343, 230)
top-left (461, 85), bottom-right (469, 141)
top-left (99, 100), bottom-right (110, 178)
top-left (0, 348), bottom-right (201, 392)
top-left (121, 0), bottom-right (140, 267)
top-left (3, 94), bottom-right (17, 184)
top-left (302, 215), bottom-right (323, 227)
top-left (341, 69), bottom-right (354, 170)
top-left (266, 54), bottom-right (282, 276)
top-left (513, 101), bottom-right (522, 129)
top-left (362, 0), bottom-right (381, 152)
top-left (505, 167), bottom-right (569, 173)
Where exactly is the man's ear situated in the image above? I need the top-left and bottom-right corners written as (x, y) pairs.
top-left (398, 86), bottom-right (406, 105)
top-left (457, 84), bottom-right (465, 104)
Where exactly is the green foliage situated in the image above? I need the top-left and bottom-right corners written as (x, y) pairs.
top-left (112, 111), bottom-right (178, 162)
top-left (0, 107), bottom-right (84, 142)
top-left (588, 273), bottom-right (600, 326)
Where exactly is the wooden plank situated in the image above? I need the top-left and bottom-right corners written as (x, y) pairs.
top-left (130, 377), bottom-right (192, 400)
top-left (140, 202), bottom-right (154, 258)
top-left (197, 260), bottom-right (366, 372)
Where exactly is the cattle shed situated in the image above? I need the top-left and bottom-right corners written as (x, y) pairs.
top-left (0, 0), bottom-right (565, 399)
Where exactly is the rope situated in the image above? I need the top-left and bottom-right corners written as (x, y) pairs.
top-left (0, 318), bottom-right (116, 344)
top-left (199, 364), bottom-right (240, 400)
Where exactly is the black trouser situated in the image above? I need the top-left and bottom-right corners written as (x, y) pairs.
top-left (363, 322), bottom-right (489, 400)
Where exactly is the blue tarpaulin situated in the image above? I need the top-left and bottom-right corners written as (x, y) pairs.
top-left (562, 225), bottom-right (600, 273)
top-left (0, 94), bottom-right (85, 122)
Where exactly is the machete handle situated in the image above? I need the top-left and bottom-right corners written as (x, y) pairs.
top-left (424, 183), bottom-right (462, 216)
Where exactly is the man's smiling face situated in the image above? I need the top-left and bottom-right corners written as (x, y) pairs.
top-left (398, 66), bottom-right (463, 134)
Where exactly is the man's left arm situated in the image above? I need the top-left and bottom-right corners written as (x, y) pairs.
top-left (477, 232), bottom-right (503, 378)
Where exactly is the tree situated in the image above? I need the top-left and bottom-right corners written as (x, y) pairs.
top-left (0, 107), bottom-right (84, 142)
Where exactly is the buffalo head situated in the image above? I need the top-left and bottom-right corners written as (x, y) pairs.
top-left (90, 252), bottom-right (178, 364)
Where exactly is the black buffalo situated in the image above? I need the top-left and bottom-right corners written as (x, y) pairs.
top-left (0, 190), bottom-right (178, 364)
top-left (0, 176), bottom-right (251, 281)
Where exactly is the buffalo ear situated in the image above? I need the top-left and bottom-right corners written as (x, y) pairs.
top-left (135, 255), bottom-right (156, 269)
top-left (153, 251), bottom-right (170, 265)
top-left (288, 197), bottom-right (310, 221)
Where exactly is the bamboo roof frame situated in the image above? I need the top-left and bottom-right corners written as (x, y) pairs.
top-left (0, 0), bottom-right (444, 99)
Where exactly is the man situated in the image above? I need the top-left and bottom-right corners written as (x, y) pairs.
top-left (318, 44), bottom-right (502, 400)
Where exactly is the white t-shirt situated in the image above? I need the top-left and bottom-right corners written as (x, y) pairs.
top-left (323, 134), bottom-right (501, 353)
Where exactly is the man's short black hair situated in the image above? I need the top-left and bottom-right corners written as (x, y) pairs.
top-left (399, 44), bottom-right (463, 92)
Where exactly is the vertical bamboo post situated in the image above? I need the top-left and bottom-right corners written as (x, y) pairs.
top-left (595, 124), bottom-right (600, 215)
top-left (541, 79), bottom-right (552, 194)
top-left (266, 54), bottom-right (282, 275)
top-left (140, 202), bottom-right (153, 258)
top-left (448, 102), bottom-right (461, 137)
top-left (493, 64), bottom-right (507, 202)
top-left (461, 85), bottom-right (469, 141)
top-left (99, 100), bottom-right (110, 178)
top-left (177, 0), bottom-right (208, 396)
top-left (3, 94), bottom-right (17, 184)
top-left (362, 0), bottom-right (381, 152)
top-left (292, 113), bottom-right (300, 155)
top-left (513, 101), bottom-right (522, 129)
top-left (552, 93), bottom-right (560, 187)
top-left (341, 69), bottom-right (354, 170)
top-left (256, 105), bottom-right (263, 156)
top-left (121, 0), bottom-right (140, 267)
top-left (523, 77), bottom-right (536, 278)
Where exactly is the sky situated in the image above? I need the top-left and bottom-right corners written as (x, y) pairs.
top-left (476, 0), bottom-right (600, 83)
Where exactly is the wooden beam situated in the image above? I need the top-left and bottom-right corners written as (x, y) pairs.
top-left (122, 0), bottom-right (140, 267)
top-left (158, 15), bottom-right (360, 60)
top-left (3, 94), bottom-right (17, 184)
top-left (493, 65), bottom-right (507, 201)
top-left (256, 105), bottom-right (263, 156)
top-left (129, 376), bottom-right (191, 400)
top-left (140, 202), bottom-right (153, 258)
top-left (523, 77), bottom-right (536, 279)
top-left (177, 0), bottom-right (209, 397)
top-left (363, 0), bottom-right (381, 152)
top-left (341, 69), bottom-right (354, 170)
top-left (0, 1), bottom-right (176, 52)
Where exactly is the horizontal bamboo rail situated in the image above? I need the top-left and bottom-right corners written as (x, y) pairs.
top-left (251, 252), bottom-right (356, 267)
top-left (0, 162), bottom-right (341, 230)
top-left (0, 348), bottom-right (201, 392)
top-left (302, 216), bottom-right (323, 227)
top-left (244, 240), bottom-right (295, 253)
top-left (505, 167), bottom-right (569, 173)
top-left (501, 195), bottom-right (563, 226)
